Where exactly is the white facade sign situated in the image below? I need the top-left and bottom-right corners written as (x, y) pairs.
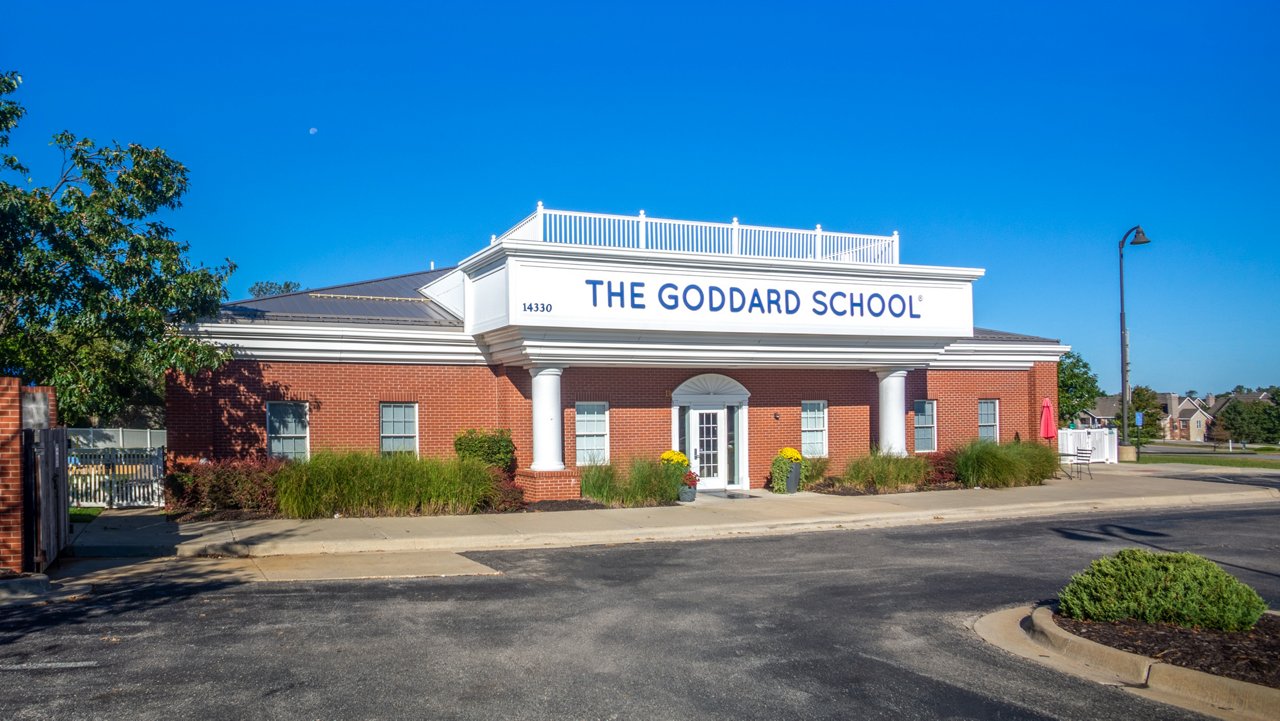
top-left (502, 260), bottom-right (974, 338)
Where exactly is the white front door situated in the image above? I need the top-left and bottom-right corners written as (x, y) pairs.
top-left (692, 408), bottom-right (727, 489)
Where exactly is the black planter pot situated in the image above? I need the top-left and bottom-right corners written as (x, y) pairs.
top-left (678, 485), bottom-right (697, 502)
top-left (786, 461), bottom-right (801, 494)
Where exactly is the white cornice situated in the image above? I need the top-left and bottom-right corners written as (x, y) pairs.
top-left (459, 239), bottom-right (985, 283)
top-left (188, 322), bottom-right (488, 365)
top-left (478, 327), bottom-right (952, 368)
top-left (183, 321), bottom-right (1066, 370)
top-left (927, 340), bottom-right (1071, 370)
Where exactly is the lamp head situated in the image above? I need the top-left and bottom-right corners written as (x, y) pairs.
top-left (1130, 226), bottom-right (1151, 245)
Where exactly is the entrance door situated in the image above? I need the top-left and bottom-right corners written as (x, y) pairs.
top-left (692, 408), bottom-right (727, 489)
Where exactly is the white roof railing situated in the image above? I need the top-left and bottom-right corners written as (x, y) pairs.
top-left (493, 203), bottom-right (899, 265)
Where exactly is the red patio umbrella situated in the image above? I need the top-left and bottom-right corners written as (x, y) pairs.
top-left (1039, 398), bottom-right (1056, 440)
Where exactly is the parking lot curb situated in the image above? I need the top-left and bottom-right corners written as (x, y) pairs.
top-left (172, 487), bottom-right (1280, 558)
top-left (1028, 606), bottom-right (1280, 721)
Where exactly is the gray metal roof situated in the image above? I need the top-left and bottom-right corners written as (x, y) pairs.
top-left (216, 272), bottom-right (1064, 344)
top-left (220, 268), bottom-right (461, 326)
top-left (972, 327), bottom-right (1060, 344)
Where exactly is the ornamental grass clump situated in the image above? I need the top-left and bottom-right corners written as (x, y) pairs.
top-left (274, 451), bottom-right (501, 518)
top-left (953, 440), bottom-right (1056, 488)
top-left (840, 450), bottom-right (930, 492)
top-left (1058, 549), bottom-right (1267, 632)
top-left (580, 456), bottom-right (684, 508)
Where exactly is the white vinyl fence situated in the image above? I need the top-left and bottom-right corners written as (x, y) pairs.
top-left (69, 427), bottom-right (166, 449)
top-left (68, 447), bottom-right (166, 508)
top-left (1057, 428), bottom-right (1118, 464)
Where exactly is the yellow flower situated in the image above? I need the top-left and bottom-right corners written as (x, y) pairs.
top-left (778, 447), bottom-right (803, 462)
top-left (660, 449), bottom-right (689, 467)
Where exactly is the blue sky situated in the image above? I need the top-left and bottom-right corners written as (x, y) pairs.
top-left (5, 1), bottom-right (1277, 395)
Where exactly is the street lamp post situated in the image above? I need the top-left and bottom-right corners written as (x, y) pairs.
top-left (1119, 225), bottom-right (1151, 446)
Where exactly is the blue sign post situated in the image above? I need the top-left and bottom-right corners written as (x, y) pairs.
top-left (1135, 411), bottom-right (1144, 427)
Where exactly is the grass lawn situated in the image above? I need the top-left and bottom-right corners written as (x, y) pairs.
top-left (69, 506), bottom-right (104, 523)
top-left (1137, 455), bottom-right (1280, 470)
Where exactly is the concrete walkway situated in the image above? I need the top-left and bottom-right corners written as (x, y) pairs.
top-left (68, 463), bottom-right (1280, 560)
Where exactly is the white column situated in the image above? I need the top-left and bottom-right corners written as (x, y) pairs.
top-left (530, 366), bottom-right (565, 471)
top-left (876, 369), bottom-right (909, 456)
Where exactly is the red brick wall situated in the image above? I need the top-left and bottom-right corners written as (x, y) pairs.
top-left (1, 378), bottom-right (22, 571)
top-left (902, 363), bottom-right (1059, 453)
top-left (168, 361), bottom-right (1058, 497)
top-left (561, 368), bottom-right (875, 489)
top-left (166, 361), bottom-right (517, 467)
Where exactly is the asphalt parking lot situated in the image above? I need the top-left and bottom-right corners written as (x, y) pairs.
top-left (3, 505), bottom-right (1278, 720)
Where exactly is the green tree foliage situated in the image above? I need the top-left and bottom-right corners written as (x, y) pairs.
top-left (1217, 400), bottom-right (1275, 444)
top-left (248, 280), bottom-right (301, 298)
top-left (0, 71), bottom-right (232, 424)
top-left (1057, 351), bottom-right (1103, 426)
top-left (1124, 385), bottom-right (1164, 448)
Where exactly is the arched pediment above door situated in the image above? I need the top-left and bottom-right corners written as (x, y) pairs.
top-left (672, 373), bottom-right (750, 406)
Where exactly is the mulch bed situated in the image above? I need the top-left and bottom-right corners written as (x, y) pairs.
top-left (521, 499), bottom-right (608, 512)
top-left (168, 509), bottom-right (279, 523)
top-left (1055, 613), bottom-right (1280, 689)
top-left (169, 499), bottom-right (618, 520)
top-left (806, 481), bottom-right (963, 496)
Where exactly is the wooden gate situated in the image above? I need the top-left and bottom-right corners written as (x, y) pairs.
top-left (21, 427), bottom-right (70, 572)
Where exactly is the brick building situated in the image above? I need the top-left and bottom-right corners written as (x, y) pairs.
top-left (169, 206), bottom-right (1067, 501)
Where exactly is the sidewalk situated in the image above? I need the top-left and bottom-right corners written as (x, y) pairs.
top-left (69, 463), bottom-right (1280, 560)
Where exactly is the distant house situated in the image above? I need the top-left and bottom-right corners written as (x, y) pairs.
top-left (1076, 395), bottom-right (1119, 429)
top-left (1159, 393), bottom-right (1213, 442)
top-left (1077, 392), bottom-right (1214, 442)
top-left (1207, 390), bottom-right (1272, 417)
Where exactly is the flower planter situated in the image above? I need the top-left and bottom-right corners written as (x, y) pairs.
top-left (678, 485), bottom-right (697, 502)
top-left (786, 461), bottom-right (801, 494)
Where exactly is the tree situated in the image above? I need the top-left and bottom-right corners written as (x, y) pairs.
top-left (1185, 389), bottom-right (1198, 399)
top-left (1206, 418), bottom-right (1232, 449)
top-left (0, 71), bottom-right (232, 424)
top-left (1125, 385), bottom-right (1164, 449)
top-left (1057, 351), bottom-right (1103, 426)
top-left (248, 280), bottom-right (300, 298)
top-left (1218, 401), bottom-right (1270, 445)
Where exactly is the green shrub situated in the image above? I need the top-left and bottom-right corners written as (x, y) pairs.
top-left (801, 456), bottom-right (830, 489)
top-left (167, 457), bottom-right (285, 513)
top-left (1007, 441), bottom-right (1058, 482)
top-left (580, 458), bottom-right (682, 507)
top-left (841, 451), bottom-right (930, 492)
top-left (274, 451), bottom-right (508, 518)
top-left (954, 441), bottom-right (1024, 487)
top-left (453, 429), bottom-right (517, 474)
top-left (953, 440), bottom-right (1056, 488)
top-left (1058, 549), bottom-right (1268, 632)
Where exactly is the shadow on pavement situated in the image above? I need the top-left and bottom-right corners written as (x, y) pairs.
top-left (0, 571), bottom-right (248, 646)
top-left (1048, 520), bottom-right (1280, 580)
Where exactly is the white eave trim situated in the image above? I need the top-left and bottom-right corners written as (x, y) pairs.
top-left (186, 321), bottom-right (488, 365)
top-left (458, 239), bottom-right (986, 283)
top-left (928, 340), bottom-right (1070, 370)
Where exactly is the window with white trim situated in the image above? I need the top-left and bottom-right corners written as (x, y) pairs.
top-left (978, 399), bottom-right (999, 442)
top-left (380, 402), bottom-right (418, 454)
top-left (267, 402), bottom-right (309, 460)
top-left (913, 400), bottom-right (936, 453)
top-left (801, 400), bottom-right (828, 457)
top-left (575, 402), bottom-right (609, 466)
